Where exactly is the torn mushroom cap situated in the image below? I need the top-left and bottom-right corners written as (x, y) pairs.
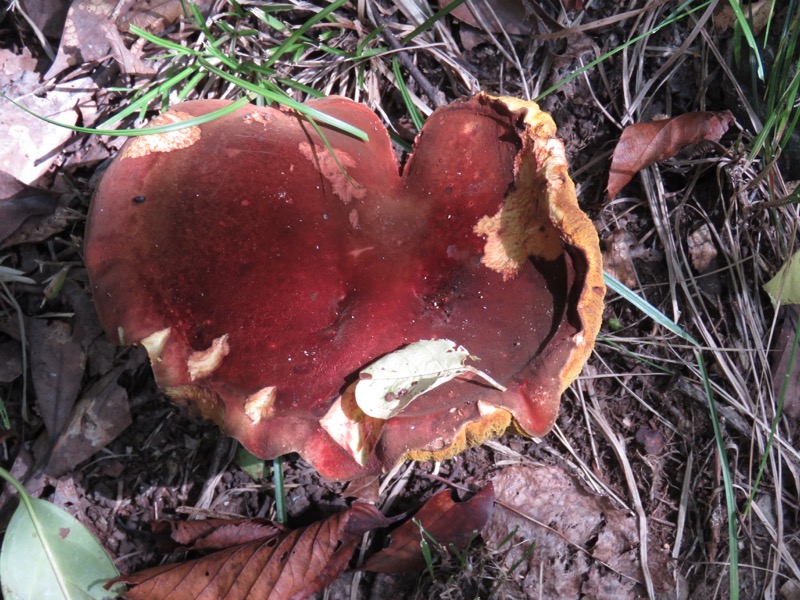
top-left (85, 93), bottom-right (604, 481)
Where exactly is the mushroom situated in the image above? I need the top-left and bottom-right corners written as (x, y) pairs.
top-left (85, 94), bottom-right (604, 481)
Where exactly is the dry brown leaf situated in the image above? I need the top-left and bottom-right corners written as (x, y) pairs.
top-left (29, 318), bottom-right (87, 440)
top-left (712, 1), bottom-right (771, 34)
top-left (343, 475), bottom-right (381, 503)
top-left (116, 0), bottom-right (213, 34)
top-left (0, 47), bottom-right (38, 75)
top-left (635, 425), bottom-right (667, 455)
top-left (0, 68), bottom-right (94, 184)
top-left (46, 0), bottom-right (216, 77)
top-left (781, 579), bottom-right (800, 600)
top-left (16, 0), bottom-right (71, 38)
top-left (60, 279), bottom-right (106, 349)
top-left (103, 22), bottom-right (156, 75)
top-left (114, 503), bottom-right (394, 600)
top-left (602, 229), bottom-right (638, 289)
top-left (0, 340), bottom-right (23, 383)
top-left (0, 171), bottom-right (60, 245)
top-left (45, 0), bottom-right (118, 79)
top-left (687, 224), bottom-right (718, 273)
top-left (362, 484), bottom-right (494, 573)
top-left (152, 518), bottom-right (282, 552)
top-left (770, 305), bottom-right (800, 421)
top-left (483, 465), bottom-right (674, 599)
top-left (44, 366), bottom-right (132, 476)
top-left (441, 0), bottom-right (536, 36)
top-left (606, 111), bottom-right (734, 199)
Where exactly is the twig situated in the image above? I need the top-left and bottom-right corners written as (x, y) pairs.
top-left (371, 12), bottom-right (445, 108)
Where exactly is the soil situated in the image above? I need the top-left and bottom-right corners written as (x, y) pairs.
top-left (1, 1), bottom-right (798, 599)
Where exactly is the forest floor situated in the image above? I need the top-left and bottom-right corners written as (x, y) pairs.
top-left (0, 0), bottom-right (799, 598)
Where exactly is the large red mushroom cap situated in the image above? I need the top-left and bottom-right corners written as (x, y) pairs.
top-left (85, 93), bottom-right (604, 481)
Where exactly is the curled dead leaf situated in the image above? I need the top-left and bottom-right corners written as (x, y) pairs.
top-left (363, 484), bottom-right (494, 573)
top-left (606, 111), bottom-right (734, 199)
top-left (151, 518), bottom-right (282, 553)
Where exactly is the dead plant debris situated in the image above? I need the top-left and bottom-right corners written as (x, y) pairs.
top-left (0, 0), bottom-right (799, 598)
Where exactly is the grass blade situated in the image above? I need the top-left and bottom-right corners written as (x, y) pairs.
top-left (605, 273), bottom-right (740, 600)
top-left (2, 94), bottom-right (252, 136)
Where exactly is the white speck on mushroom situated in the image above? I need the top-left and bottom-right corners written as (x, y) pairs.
top-left (187, 334), bottom-right (230, 380)
top-left (141, 327), bottom-right (171, 363)
top-left (244, 386), bottom-right (276, 424)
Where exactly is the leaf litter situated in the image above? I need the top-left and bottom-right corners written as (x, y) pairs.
top-left (113, 503), bottom-right (396, 600)
top-left (483, 465), bottom-right (674, 599)
top-left (606, 111), bottom-right (734, 199)
top-left (1, 0), bottom-right (799, 598)
top-left (362, 484), bottom-right (494, 573)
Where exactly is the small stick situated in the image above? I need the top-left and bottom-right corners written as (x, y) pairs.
top-left (372, 13), bottom-right (446, 108)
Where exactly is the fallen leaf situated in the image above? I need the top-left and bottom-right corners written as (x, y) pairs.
top-left (441, 0), bottom-right (537, 36)
top-left (355, 339), bottom-right (505, 420)
top-left (687, 223), bottom-right (718, 273)
top-left (60, 279), bottom-right (106, 349)
top-left (363, 484), bottom-right (494, 573)
top-left (482, 465), bottom-right (674, 599)
top-left (234, 445), bottom-right (266, 480)
top-left (0, 170), bottom-right (60, 245)
top-left (44, 366), bottom-right (133, 476)
top-left (781, 579), bottom-right (800, 600)
top-left (114, 503), bottom-right (395, 600)
top-left (29, 318), bottom-right (87, 441)
top-left (0, 340), bottom-right (22, 383)
top-left (765, 249), bottom-right (800, 305)
top-left (635, 425), bottom-right (667, 455)
top-left (117, 0), bottom-right (214, 34)
top-left (103, 21), bottom-right (157, 75)
top-left (0, 493), bottom-right (121, 600)
top-left (52, 476), bottom-right (88, 513)
top-left (712, 0), bottom-right (771, 34)
top-left (152, 518), bottom-right (281, 552)
top-left (45, 0), bottom-right (118, 79)
top-left (606, 111), bottom-right (734, 199)
top-left (769, 305), bottom-right (800, 421)
top-left (0, 47), bottom-right (38, 76)
top-left (602, 229), bottom-right (638, 289)
top-left (13, 0), bottom-right (70, 38)
top-left (343, 475), bottom-right (381, 503)
top-left (0, 71), bottom-right (95, 184)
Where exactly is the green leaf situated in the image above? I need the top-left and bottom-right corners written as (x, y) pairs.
top-left (0, 496), bottom-right (121, 599)
top-left (354, 339), bottom-right (506, 419)
top-left (764, 248), bottom-right (800, 304)
top-left (235, 444), bottom-right (266, 480)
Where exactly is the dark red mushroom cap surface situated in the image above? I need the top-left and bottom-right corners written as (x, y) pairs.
top-left (85, 93), bottom-right (605, 481)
